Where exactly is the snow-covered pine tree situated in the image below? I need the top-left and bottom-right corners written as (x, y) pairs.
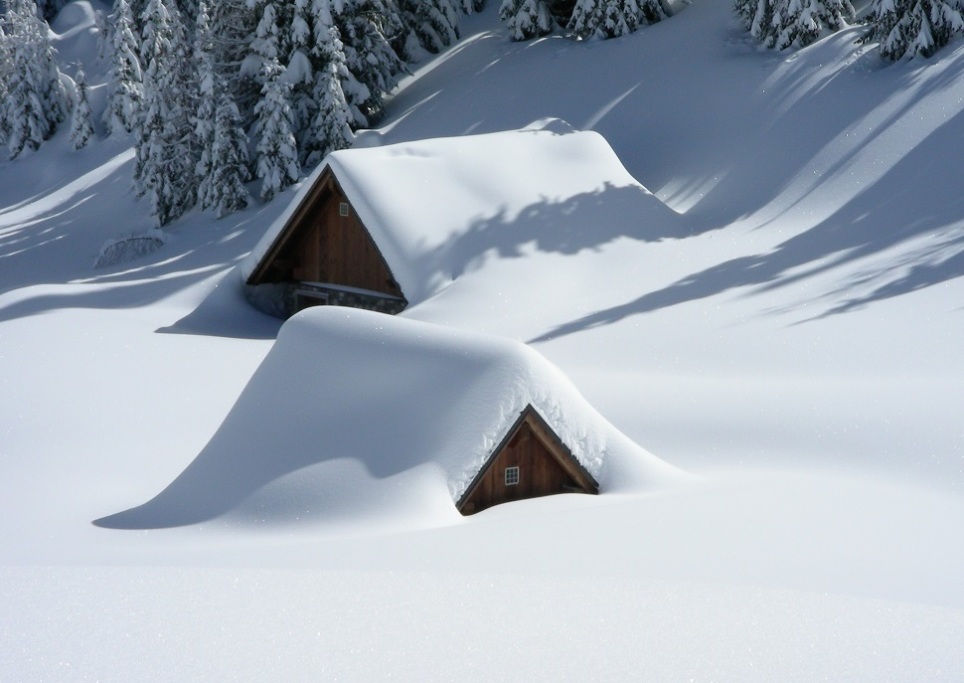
top-left (303, 22), bottom-right (354, 166)
top-left (210, 90), bottom-right (251, 217)
top-left (332, 0), bottom-right (406, 126)
top-left (3, 0), bottom-right (69, 158)
top-left (253, 6), bottom-right (300, 202)
top-left (193, 0), bottom-right (219, 210)
top-left (285, 0), bottom-right (317, 152)
top-left (863, 0), bottom-right (964, 59)
top-left (397, 0), bottom-right (460, 56)
top-left (136, 0), bottom-right (198, 225)
top-left (36, 0), bottom-right (69, 20)
top-left (734, 0), bottom-right (772, 43)
top-left (0, 22), bottom-right (10, 147)
top-left (773, 0), bottom-right (854, 48)
top-left (736, 0), bottom-right (855, 49)
top-left (70, 66), bottom-right (95, 149)
top-left (94, 8), bottom-right (109, 60)
top-left (102, 0), bottom-right (143, 135)
top-left (208, 0), bottom-right (258, 122)
top-left (457, 0), bottom-right (487, 13)
top-left (569, 0), bottom-right (666, 40)
top-left (499, 0), bottom-right (554, 40)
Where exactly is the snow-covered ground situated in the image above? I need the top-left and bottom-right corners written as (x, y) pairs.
top-left (2, 1), bottom-right (963, 680)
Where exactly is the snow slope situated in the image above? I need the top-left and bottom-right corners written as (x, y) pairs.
top-left (2, 1), bottom-right (964, 680)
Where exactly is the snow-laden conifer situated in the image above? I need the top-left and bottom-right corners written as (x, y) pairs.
top-left (3, 0), bottom-right (68, 158)
top-left (103, 0), bottom-right (143, 135)
top-left (499, 0), bottom-right (554, 41)
top-left (136, 0), bottom-right (197, 225)
top-left (286, 0), bottom-right (317, 152)
top-left (210, 91), bottom-right (251, 217)
top-left (398, 0), bottom-right (461, 55)
top-left (94, 9), bottom-right (109, 60)
top-left (70, 67), bottom-right (95, 150)
top-left (194, 0), bottom-right (219, 210)
top-left (735, 0), bottom-right (855, 49)
top-left (208, 0), bottom-right (258, 120)
top-left (36, 0), bottom-right (68, 20)
top-left (253, 7), bottom-right (300, 202)
top-left (457, 0), bottom-right (487, 13)
top-left (0, 23), bottom-right (10, 147)
top-left (303, 23), bottom-right (354, 167)
top-left (332, 0), bottom-right (406, 126)
top-left (863, 0), bottom-right (964, 59)
top-left (569, 0), bottom-right (666, 40)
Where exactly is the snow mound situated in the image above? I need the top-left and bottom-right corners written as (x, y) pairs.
top-left (93, 230), bottom-right (166, 268)
top-left (96, 307), bottom-right (677, 530)
top-left (242, 122), bottom-right (681, 307)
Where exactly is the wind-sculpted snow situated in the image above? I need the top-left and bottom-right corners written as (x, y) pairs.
top-left (96, 307), bottom-right (677, 529)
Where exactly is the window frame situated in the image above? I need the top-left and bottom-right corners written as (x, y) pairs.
top-left (504, 466), bottom-right (520, 486)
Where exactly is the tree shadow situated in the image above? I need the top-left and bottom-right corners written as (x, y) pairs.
top-left (405, 181), bottom-right (692, 301)
top-left (531, 102), bottom-right (964, 341)
top-left (0, 141), bottom-right (289, 337)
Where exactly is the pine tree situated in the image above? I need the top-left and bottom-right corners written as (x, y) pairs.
top-left (210, 91), bottom-right (251, 217)
top-left (208, 0), bottom-right (258, 122)
top-left (332, 0), bottom-right (406, 126)
top-left (287, 0), bottom-right (317, 152)
top-left (735, 0), bottom-right (855, 49)
top-left (775, 0), bottom-right (854, 48)
top-left (3, 0), bottom-right (68, 158)
top-left (457, 0), bottom-right (487, 13)
top-left (253, 6), bottom-right (300, 202)
top-left (194, 0), bottom-right (219, 210)
top-left (193, 0), bottom-right (253, 217)
top-left (136, 0), bottom-right (197, 225)
top-left (569, 0), bottom-right (666, 40)
top-left (0, 22), bottom-right (10, 147)
top-left (499, 0), bottom-right (554, 40)
top-left (734, 0), bottom-right (773, 44)
top-left (863, 0), bottom-right (964, 59)
top-left (94, 9), bottom-right (109, 61)
top-left (36, 0), bottom-right (69, 20)
top-left (103, 0), bottom-right (143, 135)
top-left (303, 23), bottom-right (354, 166)
top-left (398, 0), bottom-right (460, 55)
top-left (70, 67), bottom-right (95, 149)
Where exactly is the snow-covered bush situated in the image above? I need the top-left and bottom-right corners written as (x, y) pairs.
top-left (93, 230), bottom-right (167, 268)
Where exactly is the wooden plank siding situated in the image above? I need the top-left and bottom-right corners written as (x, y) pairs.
top-left (247, 167), bottom-right (404, 302)
top-left (457, 405), bottom-right (599, 515)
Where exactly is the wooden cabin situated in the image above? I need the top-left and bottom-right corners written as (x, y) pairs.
top-left (245, 167), bottom-right (407, 317)
top-left (457, 405), bottom-right (599, 515)
top-left (243, 124), bottom-right (677, 320)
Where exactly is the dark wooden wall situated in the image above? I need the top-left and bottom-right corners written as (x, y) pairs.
top-left (459, 416), bottom-right (591, 515)
top-left (291, 190), bottom-right (401, 297)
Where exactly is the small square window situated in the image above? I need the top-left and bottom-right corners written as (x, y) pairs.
top-left (505, 466), bottom-right (520, 486)
top-left (339, 202), bottom-right (350, 217)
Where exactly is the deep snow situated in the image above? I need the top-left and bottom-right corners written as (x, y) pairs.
top-left (2, 0), bottom-right (964, 680)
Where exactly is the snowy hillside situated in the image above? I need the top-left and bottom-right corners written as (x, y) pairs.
top-left (2, 0), bottom-right (964, 680)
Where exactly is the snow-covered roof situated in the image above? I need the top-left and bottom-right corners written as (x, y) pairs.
top-left (99, 307), bottom-right (676, 528)
top-left (242, 119), bottom-right (677, 306)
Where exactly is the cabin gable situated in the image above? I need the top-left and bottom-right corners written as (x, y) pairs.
top-left (246, 168), bottom-right (406, 317)
top-left (457, 405), bottom-right (599, 515)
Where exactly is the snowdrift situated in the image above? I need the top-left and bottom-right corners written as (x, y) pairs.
top-left (242, 119), bottom-right (681, 308)
top-left (96, 307), bottom-right (676, 529)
